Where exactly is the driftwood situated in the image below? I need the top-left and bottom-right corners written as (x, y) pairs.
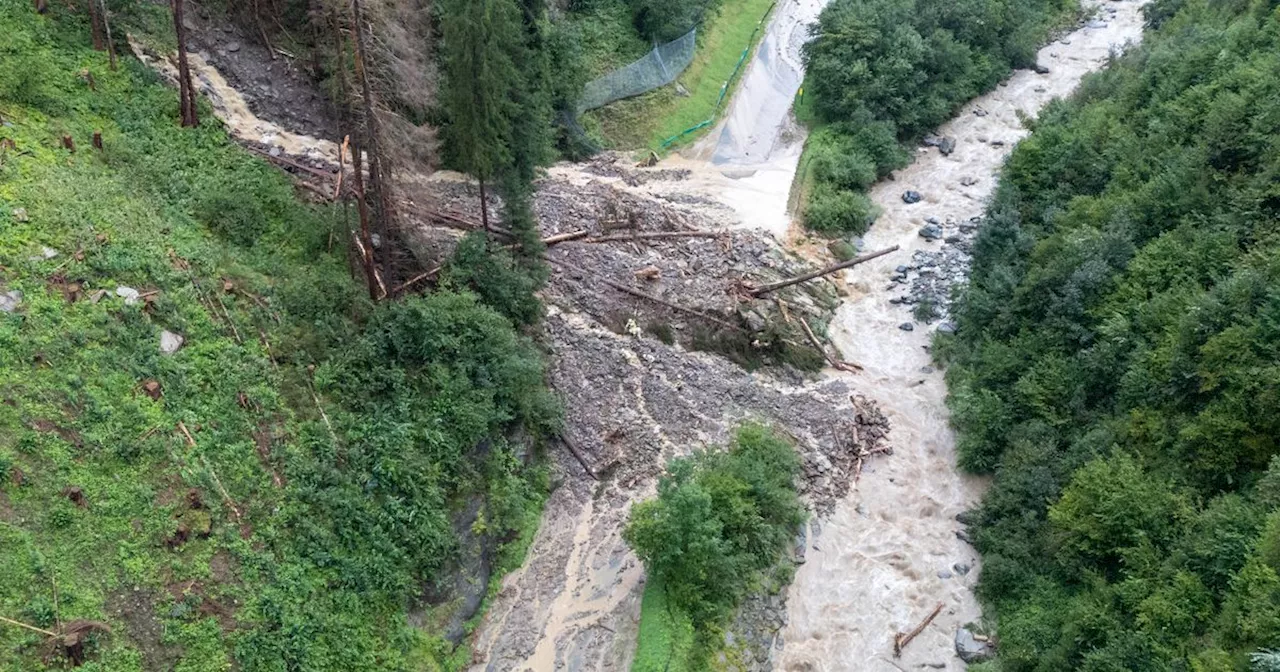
top-left (560, 433), bottom-right (597, 480)
top-left (894, 602), bottom-right (944, 657)
top-left (601, 278), bottom-right (741, 331)
top-left (586, 230), bottom-right (728, 244)
top-left (750, 246), bottom-right (900, 297)
top-left (799, 316), bottom-right (861, 373)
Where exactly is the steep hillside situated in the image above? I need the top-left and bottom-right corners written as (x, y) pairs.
top-left (0, 4), bottom-right (553, 670)
top-left (944, 0), bottom-right (1280, 668)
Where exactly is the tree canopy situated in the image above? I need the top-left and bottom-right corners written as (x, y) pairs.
top-left (944, 0), bottom-right (1280, 667)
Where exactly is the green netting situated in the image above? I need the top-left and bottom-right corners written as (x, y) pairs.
top-left (577, 29), bottom-right (698, 113)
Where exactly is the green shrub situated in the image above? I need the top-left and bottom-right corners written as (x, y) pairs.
top-left (196, 188), bottom-right (268, 246)
top-left (443, 232), bottom-right (544, 326)
top-left (624, 424), bottom-right (804, 627)
top-left (629, 0), bottom-right (722, 42)
top-left (803, 184), bottom-right (880, 235)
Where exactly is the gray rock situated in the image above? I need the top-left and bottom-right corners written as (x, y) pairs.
top-left (922, 134), bottom-right (943, 148)
top-left (991, 140), bottom-right (1006, 147)
top-left (12, 207), bottom-right (28, 222)
top-left (269, 146), bottom-right (282, 157)
top-left (953, 562), bottom-right (971, 576)
top-left (945, 235), bottom-right (963, 244)
top-left (225, 41), bottom-right (241, 53)
top-left (938, 570), bottom-right (954, 579)
top-left (955, 628), bottom-right (995, 663)
top-left (960, 176), bottom-right (979, 186)
top-left (896, 265), bottom-right (909, 274)
top-left (899, 322), bottom-right (914, 332)
top-left (160, 330), bottom-right (185, 354)
top-left (939, 137), bottom-right (957, 156)
top-left (1087, 19), bottom-right (1109, 28)
top-left (920, 366), bottom-right (935, 374)
top-left (902, 190), bottom-right (923, 204)
top-left (973, 108), bottom-right (988, 117)
top-left (937, 322), bottom-right (957, 334)
top-left (116, 286), bottom-right (141, 306)
top-left (0, 290), bottom-right (22, 313)
top-left (1034, 63), bottom-right (1051, 74)
top-left (919, 224), bottom-right (943, 240)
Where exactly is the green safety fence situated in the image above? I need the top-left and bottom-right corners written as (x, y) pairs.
top-left (659, 2), bottom-right (777, 149)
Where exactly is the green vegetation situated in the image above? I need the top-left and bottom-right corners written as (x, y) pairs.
top-left (632, 579), bottom-right (696, 672)
top-left (625, 424), bottom-right (804, 668)
top-left (943, 0), bottom-right (1280, 668)
top-left (571, 0), bottom-right (775, 150)
top-left (0, 2), bottom-right (555, 668)
top-left (796, 0), bottom-right (1078, 234)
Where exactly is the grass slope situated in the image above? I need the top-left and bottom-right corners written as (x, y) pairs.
top-left (579, 0), bottom-right (776, 151)
top-left (0, 3), bottom-right (550, 670)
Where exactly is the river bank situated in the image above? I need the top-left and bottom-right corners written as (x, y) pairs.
top-left (774, 1), bottom-right (1149, 670)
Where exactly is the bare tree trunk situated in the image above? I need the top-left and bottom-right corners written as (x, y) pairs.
top-left (172, 0), bottom-right (199, 127)
top-left (350, 136), bottom-right (380, 302)
top-left (478, 177), bottom-right (491, 245)
top-left (100, 0), bottom-right (117, 69)
top-left (35, 0), bottom-right (48, 14)
top-left (88, 0), bottom-right (105, 50)
top-left (349, 0), bottom-right (395, 284)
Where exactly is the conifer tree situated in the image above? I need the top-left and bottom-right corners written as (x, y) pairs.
top-left (438, 0), bottom-right (524, 241)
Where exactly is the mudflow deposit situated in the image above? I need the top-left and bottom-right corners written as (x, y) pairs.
top-left (135, 0), bottom-right (1148, 668)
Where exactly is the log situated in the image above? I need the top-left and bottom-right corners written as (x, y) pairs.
top-left (893, 602), bottom-right (944, 657)
top-left (560, 433), bottom-right (597, 480)
top-left (798, 316), bottom-right (860, 373)
top-left (391, 266), bottom-right (441, 295)
top-left (601, 278), bottom-right (740, 331)
top-left (246, 145), bottom-right (336, 178)
top-left (61, 135), bottom-right (74, 152)
top-left (542, 230), bottom-right (589, 246)
top-left (586, 230), bottom-right (727, 243)
top-left (750, 246), bottom-right (900, 297)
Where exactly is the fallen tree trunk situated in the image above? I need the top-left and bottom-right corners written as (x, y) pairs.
top-left (542, 230), bottom-right (589, 246)
top-left (750, 246), bottom-right (900, 297)
top-left (893, 602), bottom-right (944, 657)
top-left (601, 278), bottom-right (741, 331)
top-left (799, 316), bottom-right (861, 373)
top-left (586, 230), bottom-right (728, 243)
top-left (560, 433), bottom-right (597, 480)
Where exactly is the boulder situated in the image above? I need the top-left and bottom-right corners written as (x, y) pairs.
top-left (899, 322), bottom-right (914, 332)
top-left (919, 224), bottom-right (943, 241)
top-left (1034, 63), bottom-right (1051, 74)
top-left (902, 190), bottom-right (923, 204)
top-left (938, 137), bottom-right (957, 155)
top-left (955, 628), bottom-right (995, 663)
top-left (116, 286), bottom-right (141, 306)
top-left (160, 330), bottom-right (185, 355)
top-left (937, 322), bottom-right (957, 335)
top-left (0, 290), bottom-right (22, 313)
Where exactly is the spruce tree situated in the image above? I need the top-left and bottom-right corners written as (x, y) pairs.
top-left (438, 0), bottom-right (524, 240)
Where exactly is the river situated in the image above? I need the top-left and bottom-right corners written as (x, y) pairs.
top-left (693, 1), bottom-right (1148, 670)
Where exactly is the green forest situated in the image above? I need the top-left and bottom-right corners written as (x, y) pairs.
top-left (797, 0), bottom-right (1078, 234)
top-left (942, 0), bottom-right (1280, 668)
